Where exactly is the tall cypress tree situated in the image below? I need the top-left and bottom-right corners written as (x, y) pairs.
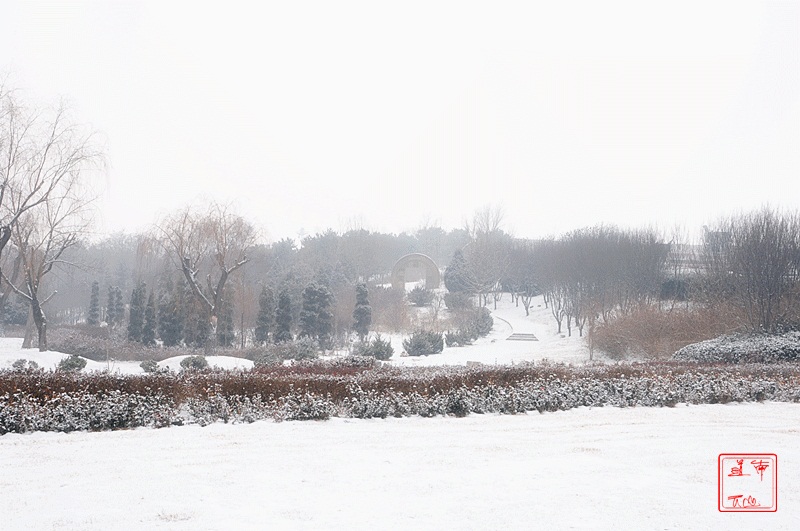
top-left (444, 249), bottom-right (475, 293)
top-left (274, 288), bottom-right (293, 343)
top-left (158, 279), bottom-right (183, 347)
top-left (352, 282), bottom-right (371, 341)
top-left (254, 285), bottom-right (275, 345)
top-left (300, 283), bottom-right (333, 349)
top-left (127, 282), bottom-right (146, 342)
top-left (87, 281), bottom-right (100, 326)
top-left (106, 285), bottom-right (118, 327)
top-left (142, 290), bottom-right (157, 346)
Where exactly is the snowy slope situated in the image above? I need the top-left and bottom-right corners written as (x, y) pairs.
top-left (0, 402), bottom-right (797, 530)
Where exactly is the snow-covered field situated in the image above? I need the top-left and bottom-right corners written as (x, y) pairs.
top-left (1, 295), bottom-right (798, 529)
top-left (0, 402), bottom-right (796, 530)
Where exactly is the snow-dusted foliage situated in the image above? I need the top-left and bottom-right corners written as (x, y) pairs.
top-left (2, 361), bottom-right (800, 434)
top-left (673, 333), bottom-right (800, 363)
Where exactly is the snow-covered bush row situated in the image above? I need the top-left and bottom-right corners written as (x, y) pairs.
top-left (0, 391), bottom-right (178, 434)
top-left (673, 333), bottom-right (800, 363)
top-left (2, 361), bottom-right (799, 433)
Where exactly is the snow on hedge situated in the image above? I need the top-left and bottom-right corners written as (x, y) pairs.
top-left (673, 332), bottom-right (800, 363)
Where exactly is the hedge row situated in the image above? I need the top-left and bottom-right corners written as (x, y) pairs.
top-left (2, 360), bottom-right (799, 434)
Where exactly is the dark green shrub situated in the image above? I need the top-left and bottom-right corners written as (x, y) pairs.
top-left (11, 359), bottom-right (39, 370)
top-left (403, 330), bottom-right (444, 356)
top-left (180, 355), bottom-right (209, 371)
top-left (58, 354), bottom-right (87, 372)
top-left (139, 359), bottom-right (160, 373)
top-left (353, 334), bottom-right (394, 360)
top-left (408, 286), bottom-right (434, 307)
top-left (444, 292), bottom-right (474, 311)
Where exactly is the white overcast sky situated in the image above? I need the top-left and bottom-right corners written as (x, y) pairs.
top-left (1, 1), bottom-right (798, 242)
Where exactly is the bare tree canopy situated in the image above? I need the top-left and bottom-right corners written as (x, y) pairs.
top-left (158, 202), bottom-right (257, 347)
top-left (0, 84), bottom-right (103, 350)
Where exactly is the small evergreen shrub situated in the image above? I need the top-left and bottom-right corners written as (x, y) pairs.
top-left (140, 359), bottom-right (160, 373)
top-left (408, 286), bottom-right (434, 307)
top-left (58, 355), bottom-right (87, 372)
top-left (403, 330), bottom-right (444, 356)
top-left (180, 355), bottom-right (209, 371)
top-left (11, 359), bottom-right (39, 370)
top-left (444, 292), bottom-right (474, 311)
top-left (353, 334), bottom-right (394, 360)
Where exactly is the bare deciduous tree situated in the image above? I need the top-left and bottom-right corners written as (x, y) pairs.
top-left (158, 202), bottom-right (257, 349)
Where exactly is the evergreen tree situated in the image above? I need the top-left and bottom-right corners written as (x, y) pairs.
top-left (142, 290), bottom-right (157, 346)
top-left (113, 286), bottom-right (124, 326)
top-left (352, 282), bottom-right (372, 341)
top-left (106, 285), bottom-right (118, 327)
top-left (127, 282), bottom-right (146, 342)
top-left (87, 281), bottom-right (100, 326)
top-left (444, 249), bottom-right (475, 293)
top-left (274, 287), bottom-right (293, 343)
top-left (158, 279), bottom-right (183, 347)
top-left (216, 287), bottom-right (235, 347)
top-left (300, 282), bottom-right (333, 349)
top-left (254, 285), bottom-right (275, 345)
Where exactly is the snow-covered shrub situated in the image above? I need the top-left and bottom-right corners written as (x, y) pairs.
top-left (443, 291), bottom-right (474, 311)
top-left (271, 337), bottom-right (320, 361)
top-left (11, 359), bottom-right (38, 370)
top-left (407, 286), bottom-right (434, 307)
top-left (445, 307), bottom-right (493, 346)
top-left (403, 330), bottom-right (444, 356)
top-left (180, 355), bottom-right (209, 371)
top-left (58, 354), bottom-right (87, 372)
top-left (352, 334), bottom-right (394, 360)
top-left (673, 333), bottom-right (800, 363)
top-left (140, 359), bottom-right (159, 373)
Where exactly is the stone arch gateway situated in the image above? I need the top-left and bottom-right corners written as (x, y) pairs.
top-left (391, 253), bottom-right (441, 291)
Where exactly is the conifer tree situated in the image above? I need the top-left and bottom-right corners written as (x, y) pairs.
top-left (142, 290), bottom-right (157, 346)
top-left (127, 282), bottom-right (146, 342)
top-left (87, 281), bottom-right (100, 326)
top-left (158, 279), bottom-right (183, 347)
top-left (300, 283), bottom-right (333, 349)
top-left (444, 249), bottom-right (475, 293)
top-left (106, 285), bottom-right (117, 327)
top-left (254, 285), bottom-right (275, 345)
top-left (274, 288), bottom-right (293, 343)
top-left (352, 282), bottom-right (371, 341)
top-left (113, 286), bottom-right (124, 326)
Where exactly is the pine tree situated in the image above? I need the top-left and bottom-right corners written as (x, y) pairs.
top-left (142, 290), bottom-right (157, 346)
top-left (254, 285), bottom-right (275, 345)
top-left (274, 288), bottom-right (293, 343)
top-left (112, 286), bottom-right (124, 328)
top-left (158, 279), bottom-right (183, 347)
top-left (352, 282), bottom-right (371, 341)
top-left (106, 285), bottom-right (118, 327)
top-left (127, 282), bottom-right (146, 342)
top-left (300, 283), bottom-right (333, 348)
top-left (444, 249), bottom-right (475, 293)
top-left (87, 281), bottom-right (100, 326)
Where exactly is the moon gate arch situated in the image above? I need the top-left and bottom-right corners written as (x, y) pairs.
top-left (390, 253), bottom-right (441, 291)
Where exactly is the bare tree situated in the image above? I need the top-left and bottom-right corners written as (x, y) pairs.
top-left (1, 173), bottom-right (94, 350)
top-left (158, 202), bottom-right (257, 349)
top-left (703, 207), bottom-right (800, 333)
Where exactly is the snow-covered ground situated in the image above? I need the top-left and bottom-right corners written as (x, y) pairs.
top-left (0, 339), bottom-right (253, 374)
top-left (384, 294), bottom-right (595, 366)
top-left (1, 402), bottom-right (797, 530)
top-left (2, 295), bottom-right (798, 528)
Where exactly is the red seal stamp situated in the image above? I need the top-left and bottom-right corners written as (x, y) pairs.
top-left (718, 453), bottom-right (777, 512)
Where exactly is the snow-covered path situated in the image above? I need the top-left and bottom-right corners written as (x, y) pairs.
top-left (389, 294), bottom-right (594, 367)
top-left (2, 402), bottom-right (797, 530)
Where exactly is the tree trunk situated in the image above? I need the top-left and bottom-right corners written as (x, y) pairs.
top-left (22, 306), bottom-right (34, 349)
top-left (31, 296), bottom-right (48, 352)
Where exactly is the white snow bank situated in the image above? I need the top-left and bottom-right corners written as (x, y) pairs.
top-left (159, 355), bottom-right (253, 372)
top-left (0, 402), bottom-right (797, 530)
